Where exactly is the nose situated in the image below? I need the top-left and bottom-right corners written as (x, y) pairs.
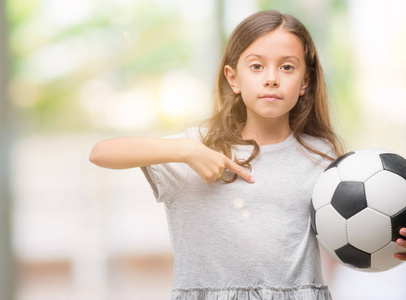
top-left (263, 68), bottom-right (279, 87)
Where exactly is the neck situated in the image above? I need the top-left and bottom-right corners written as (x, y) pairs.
top-left (241, 115), bottom-right (292, 146)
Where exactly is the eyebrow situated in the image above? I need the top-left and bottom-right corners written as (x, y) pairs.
top-left (244, 54), bottom-right (300, 62)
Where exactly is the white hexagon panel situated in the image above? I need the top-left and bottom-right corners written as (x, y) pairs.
top-left (371, 242), bottom-right (405, 271)
top-left (355, 148), bottom-right (394, 155)
top-left (337, 152), bottom-right (384, 182)
top-left (317, 237), bottom-right (342, 263)
top-left (312, 168), bottom-right (341, 210)
top-left (316, 205), bottom-right (348, 250)
top-left (347, 208), bottom-right (391, 253)
top-left (365, 170), bottom-right (406, 216)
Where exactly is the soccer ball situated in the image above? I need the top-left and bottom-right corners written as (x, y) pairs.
top-left (311, 149), bottom-right (406, 272)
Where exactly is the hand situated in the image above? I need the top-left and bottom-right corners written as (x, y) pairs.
top-left (395, 228), bottom-right (406, 260)
top-left (182, 139), bottom-right (255, 185)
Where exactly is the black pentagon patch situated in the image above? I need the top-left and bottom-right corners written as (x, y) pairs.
top-left (391, 207), bottom-right (406, 242)
top-left (380, 153), bottom-right (406, 180)
top-left (325, 151), bottom-right (355, 172)
top-left (335, 244), bottom-right (371, 268)
top-left (331, 181), bottom-right (367, 219)
top-left (310, 202), bottom-right (317, 235)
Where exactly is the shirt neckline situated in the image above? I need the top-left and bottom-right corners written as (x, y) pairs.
top-left (237, 132), bottom-right (296, 152)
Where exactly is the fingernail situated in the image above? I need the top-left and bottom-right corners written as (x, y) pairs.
top-left (401, 229), bottom-right (406, 235)
top-left (394, 254), bottom-right (401, 259)
top-left (397, 239), bottom-right (405, 246)
top-left (250, 177), bottom-right (255, 183)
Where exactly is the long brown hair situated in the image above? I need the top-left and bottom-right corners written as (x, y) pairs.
top-left (200, 10), bottom-right (343, 182)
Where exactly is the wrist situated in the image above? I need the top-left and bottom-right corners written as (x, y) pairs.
top-left (178, 139), bottom-right (198, 165)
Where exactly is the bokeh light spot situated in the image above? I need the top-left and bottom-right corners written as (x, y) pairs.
top-left (241, 209), bottom-right (251, 220)
top-left (233, 198), bottom-right (244, 209)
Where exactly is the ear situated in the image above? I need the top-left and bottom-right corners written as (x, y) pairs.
top-left (224, 65), bottom-right (241, 94)
top-left (299, 74), bottom-right (310, 96)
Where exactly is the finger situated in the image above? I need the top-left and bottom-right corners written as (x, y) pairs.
top-left (203, 176), bottom-right (213, 185)
top-left (212, 168), bottom-right (224, 182)
top-left (216, 168), bottom-right (225, 180)
top-left (224, 157), bottom-right (255, 183)
top-left (396, 238), bottom-right (406, 248)
top-left (394, 253), bottom-right (406, 261)
top-left (399, 228), bottom-right (406, 237)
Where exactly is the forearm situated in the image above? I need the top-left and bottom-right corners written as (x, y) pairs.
top-left (89, 136), bottom-right (191, 169)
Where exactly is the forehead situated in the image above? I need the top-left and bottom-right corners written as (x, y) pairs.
top-left (241, 29), bottom-right (305, 61)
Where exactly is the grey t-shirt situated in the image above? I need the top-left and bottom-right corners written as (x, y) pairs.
top-left (142, 127), bottom-right (334, 300)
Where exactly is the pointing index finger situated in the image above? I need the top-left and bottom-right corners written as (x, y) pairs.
top-left (224, 158), bottom-right (255, 183)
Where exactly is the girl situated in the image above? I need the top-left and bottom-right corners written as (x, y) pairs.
top-left (89, 10), bottom-right (406, 300)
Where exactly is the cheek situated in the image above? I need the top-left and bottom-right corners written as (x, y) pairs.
top-left (287, 77), bottom-right (305, 96)
top-left (237, 75), bottom-right (255, 95)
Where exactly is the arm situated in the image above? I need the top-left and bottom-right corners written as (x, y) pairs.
top-left (89, 137), bottom-right (190, 169)
top-left (89, 136), bottom-right (255, 185)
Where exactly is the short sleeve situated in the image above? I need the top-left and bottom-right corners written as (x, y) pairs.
top-left (141, 127), bottom-right (203, 204)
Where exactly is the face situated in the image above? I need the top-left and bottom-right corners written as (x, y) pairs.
top-left (224, 29), bottom-right (309, 127)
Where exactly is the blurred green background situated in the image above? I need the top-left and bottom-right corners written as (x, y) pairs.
top-left (1, 0), bottom-right (405, 299)
top-left (6, 0), bottom-right (361, 137)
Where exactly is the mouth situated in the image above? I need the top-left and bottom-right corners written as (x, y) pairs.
top-left (259, 94), bottom-right (282, 102)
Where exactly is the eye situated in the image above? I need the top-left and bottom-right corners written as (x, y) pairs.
top-left (250, 64), bottom-right (263, 71)
top-left (281, 65), bottom-right (294, 71)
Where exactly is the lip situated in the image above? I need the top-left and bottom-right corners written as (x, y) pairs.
top-left (259, 93), bottom-right (282, 102)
